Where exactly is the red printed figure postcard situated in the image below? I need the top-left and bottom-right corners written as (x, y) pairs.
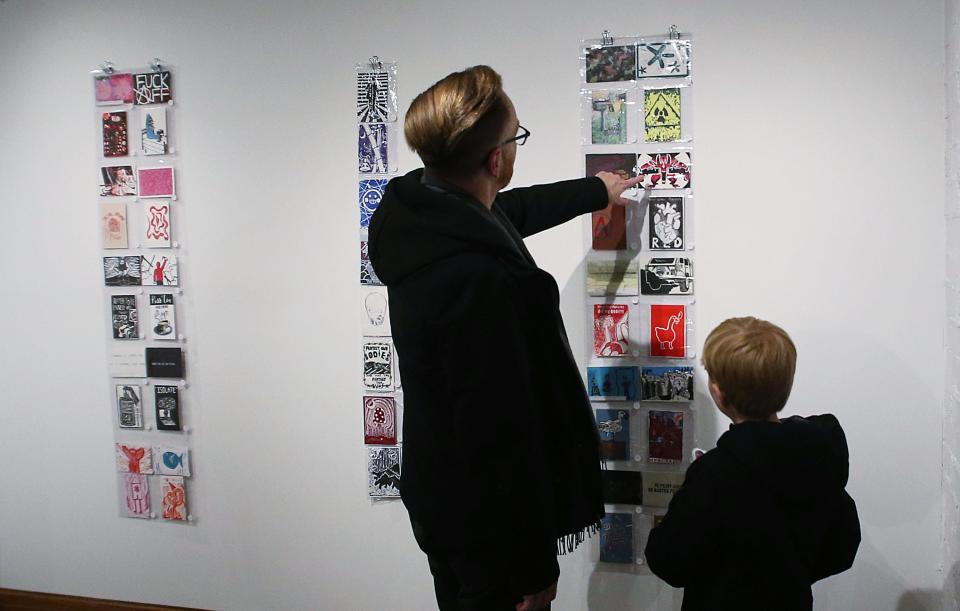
top-left (650, 304), bottom-right (686, 358)
top-left (594, 304), bottom-right (629, 357)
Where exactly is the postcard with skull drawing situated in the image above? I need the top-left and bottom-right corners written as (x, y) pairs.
top-left (360, 287), bottom-right (391, 337)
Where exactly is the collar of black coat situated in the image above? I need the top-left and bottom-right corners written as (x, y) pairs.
top-left (367, 168), bottom-right (533, 286)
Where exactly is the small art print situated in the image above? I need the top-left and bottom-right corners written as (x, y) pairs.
top-left (104, 256), bottom-right (142, 287)
top-left (601, 469), bottom-right (644, 505)
top-left (145, 347), bottom-right (185, 379)
top-left (102, 111), bottom-right (129, 157)
top-left (357, 71), bottom-right (390, 123)
top-left (368, 446), bottom-right (401, 497)
top-left (95, 73), bottom-right (134, 105)
top-left (648, 410), bottom-right (684, 464)
top-left (644, 87), bottom-right (681, 142)
top-left (592, 206), bottom-right (626, 251)
top-left (154, 446), bottom-right (190, 476)
top-left (637, 40), bottom-right (691, 79)
top-left (101, 202), bottom-right (128, 249)
top-left (116, 384), bottom-right (143, 429)
top-left (594, 304), bottom-right (629, 357)
top-left (123, 473), bottom-right (151, 519)
top-left (643, 471), bottom-right (685, 508)
top-left (111, 294), bottom-right (139, 339)
top-left (586, 260), bottom-right (640, 297)
top-left (362, 340), bottom-right (393, 391)
top-left (141, 254), bottom-right (178, 287)
top-left (596, 408), bottom-right (630, 460)
top-left (641, 257), bottom-right (693, 295)
top-left (149, 294), bottom-right (176, 340)
top-left (134, 71), bottom-right (172, 105)
top-left (587, 366), bottom-right (640, 401)
top-left (599, 513), bottom-right (634, 563)
top-left (359, 179), bottom-right (388, 229)
top-left (585, 153), bottom-right (636, 181)
top-left (360, 240), bottom-right (383, 286)
top-left (144, 202), bottom-right (171, 248)
top-left (99, 165), bottom-right (137, 197)
top-left (591, 90), bottom-right (627, 144)
top-left (637, 152), bottom-right (691, 190)
top-left (641, 366), bottom-right (694, 402)
top-left (108, 347), bottom-right (147, 378)
top-left (648, 198), bottom-right (684, 250)
top-left (116, 443), bottom-right (153, 474)
top-left (361, 287), bottom-right (391, 336)
top-left (140, 107), bottom-right (168, 155)
top-left (585, 45), bottom-right (637, 83)
top-left (650, 304), bottom-right (686, 358)
top-left (359, 124), bottom-right (388, 174)
top-left (137, 167), bottom-right (175, 198)
top-left (363, 395), bottom-right (397, 445)
top-left (154, 385), bottom-right (181, 431)
top-left (161, 476), bottom-right (187, 521)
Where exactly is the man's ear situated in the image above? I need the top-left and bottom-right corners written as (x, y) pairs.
top-left (485, 146), bottom-right (502, 178)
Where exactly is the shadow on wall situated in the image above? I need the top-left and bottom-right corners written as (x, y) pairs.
top-left (895, 560), bottom-right (959, 611)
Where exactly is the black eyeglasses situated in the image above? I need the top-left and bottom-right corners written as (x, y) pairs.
top-left (501, 125), bottom-right (530, 147)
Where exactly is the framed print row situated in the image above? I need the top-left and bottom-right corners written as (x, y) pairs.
top-left (356, 58), bottom-right (403, 500)
top-left (579, 28), bottom-right (695, 568)
top-left (94, 62), bottom-right (195, 523)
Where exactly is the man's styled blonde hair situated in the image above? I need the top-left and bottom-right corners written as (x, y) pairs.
top-left (702, 317), bottom-right (797, 420)
top-left (404, 65), bottom-right (510, 175)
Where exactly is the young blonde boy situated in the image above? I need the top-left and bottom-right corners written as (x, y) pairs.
top-left (645, 317), bottom-right (860, 611)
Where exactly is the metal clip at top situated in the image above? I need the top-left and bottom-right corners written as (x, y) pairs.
top-left (150, 57), bottom-right (164, 72)
top-left (100, 60), bottom-right (115, 75)
top-left (601, 30), bottom-right (613, 45)
top-left (669, 24), bottom-right (680, 40)
top-left (369, 56), bottom-right (384, 71)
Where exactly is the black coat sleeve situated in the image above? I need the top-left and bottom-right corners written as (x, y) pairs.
top-left (644, 458), bottom-right (719, 587)
top-left (807, 415), bottom-right (861, 582)
top-left (434, 255), bottom-right (561, 595)
top-left (496, 176), bottom-right (609, 238)
top-left (809, 492), bottom-right (861, 582)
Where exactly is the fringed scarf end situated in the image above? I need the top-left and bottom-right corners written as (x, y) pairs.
top-left (556, 517), bottom-right (604, 556)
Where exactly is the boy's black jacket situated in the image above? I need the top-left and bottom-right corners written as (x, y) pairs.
top-left (645, 414), bottom-right (861, 611)
top-left (368, 169), bottom-right (608, 595)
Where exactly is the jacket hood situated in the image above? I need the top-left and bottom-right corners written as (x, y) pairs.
top-left (367, 169), bottom-right (526, 286)
top-left (716, 414), bottom-right (850, 503)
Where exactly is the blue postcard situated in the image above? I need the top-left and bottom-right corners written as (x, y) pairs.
top-left (587, 366), bottom-right (640, 401)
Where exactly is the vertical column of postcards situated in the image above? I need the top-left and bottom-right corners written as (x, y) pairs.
top-left (356, 59), bottom-right (403, 501)
top-left (579, 30), bottom-right (694, 568)
top-left (94, 65), bottom-right (193, 524)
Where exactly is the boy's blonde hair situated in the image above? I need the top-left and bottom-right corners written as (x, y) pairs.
top-left (702, 317), bottom-right (797, 419)
top-left (404, 65), bottom-right (509, 175)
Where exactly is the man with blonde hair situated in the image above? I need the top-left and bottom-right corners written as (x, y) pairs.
top-left (645, 317), bottom-right (861, 611)
top-left (368, 66), bottom-right (639, 610)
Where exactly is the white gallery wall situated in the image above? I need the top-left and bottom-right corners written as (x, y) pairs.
top-left (0, 1), bottom-right (951, 610)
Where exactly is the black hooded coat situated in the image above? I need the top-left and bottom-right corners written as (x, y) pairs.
top-left (368, 169), bottom-right (609, 594)
top-left (645, 414), bottom-right (861, 611)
